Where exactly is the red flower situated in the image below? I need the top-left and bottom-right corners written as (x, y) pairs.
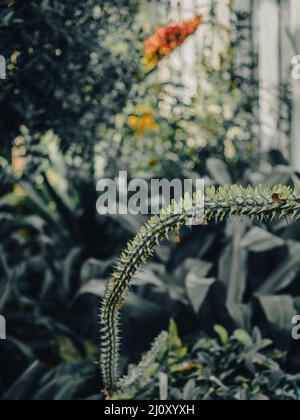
top-left (144, 15), bottom-right (202, 71)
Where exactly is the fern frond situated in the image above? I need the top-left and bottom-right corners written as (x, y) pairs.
top-left (100, 184), bottom-right (300, 392)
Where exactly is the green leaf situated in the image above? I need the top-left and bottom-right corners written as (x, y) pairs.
top-left (78, 279), bottom-right (107, 298)
top-left (219, 222), bottom-right (248, 306)
top-left (233, 329), bottom-right (253, 347)
top-left (2, 362), bottom-right (45, 401)
top-left (241, 227), bottom-right (285, 253)
top-left (183, 379), bottom-right (196, 400)
top-left (206, 158), bottom-right (232, 185)
top-left (214, 325), bottom-right (229, 346)
top-left (168, 319), bottom-right (179, 349)
top-left (255, 295), bottom-right (296, 348)
top-left (110, 393), bottom-right (134, 401)
top-left (80, 258), bottom-right (113, 282)
top-left (259, 244), bottom-right (300, 293)
top-left (186, 273), bottom-right (215, 313)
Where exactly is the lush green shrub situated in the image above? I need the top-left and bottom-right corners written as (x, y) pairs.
top-left (113, 320), bottom-right (300, 401)
top-left (111, 3), bottom-right (259, 180)
top-left (0, 1), bottom-right (299, 401)
top-left (0, 0), bottom-right (140, 157)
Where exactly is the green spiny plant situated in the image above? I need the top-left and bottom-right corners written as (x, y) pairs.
top-left (100, 184), bottom-right (300, 395)
top-left (116, 331), bottom-right (169, 399)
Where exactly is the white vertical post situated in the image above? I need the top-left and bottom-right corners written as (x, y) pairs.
top-left (290, 0), bottom-right (300, 170)
top-left (180, 0), bottom-right (197, 97)
top-left (258, 0), bottom-right (280, 152)
top-left (280, 1), bottom-right (293, 83)
top-left (278, 0), bottom-right (293, 155)
top-left (211, 0), bottom-right (231, 69)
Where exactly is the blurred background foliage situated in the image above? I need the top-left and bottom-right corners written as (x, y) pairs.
top-left (0, 0), bottom-right (300, 400)
top-left (0, 0), bottom-right (141, 159)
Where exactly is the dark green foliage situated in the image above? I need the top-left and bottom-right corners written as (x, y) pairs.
top-left (0, 0), bottom-right (300, 402)
top-left (0, 0), bottom-right (140, 155)
top-left (0, 149), bottom-right (135, 400)
top-left (113, 321), bottom-right (300, 401)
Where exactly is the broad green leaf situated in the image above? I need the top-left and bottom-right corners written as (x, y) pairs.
top-left (255, 295), bottom-right (296, 348)
top-left (78, 279), bottom-right (107, 298)
top-left (2, 362), bottom-right (45, 401)
top-left (186, 273), bottom-right (215, 313)
top-left (168, 319), bottom-right (180, 349)
top-left (259, 244), bottom-right (300, 293)
top-left (241, 227), bottom-right (285, 253)
top-left (233, 329), bottom-right (253, 347)
top-left (206, 158), bottom-right (232, 185)
top-left (183, 379), bottom-right (196, 400)
top-left (219, 222), bottom-right (248, 306)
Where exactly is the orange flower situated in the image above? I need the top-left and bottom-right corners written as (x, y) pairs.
top-left (127, 115), bottom-right (140, 129)
top-left (127, 112), bottom-right (158, 139)
top-left (144, 15), bottom-right (202, 71)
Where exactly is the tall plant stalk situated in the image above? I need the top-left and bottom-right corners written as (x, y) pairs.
top-left (100, 184), bottom-right (300, 394)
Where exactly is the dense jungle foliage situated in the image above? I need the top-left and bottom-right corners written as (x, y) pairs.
top-left (0, 0), bottom-right (300, 400)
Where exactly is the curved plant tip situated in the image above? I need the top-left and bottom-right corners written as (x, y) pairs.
top-left (100, 184), bottom-right (300, 395)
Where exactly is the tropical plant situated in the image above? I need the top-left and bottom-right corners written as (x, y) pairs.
top-left (112, 4), bottom-right (259, 180)
top-left (0, 142), bottom-right (138, 400)
top-left (113, 320), bottom-right (300, 401)
top-left (100, 184), bottom-right (300, 394)
top-left (0, 0), bottom-right (298, 402)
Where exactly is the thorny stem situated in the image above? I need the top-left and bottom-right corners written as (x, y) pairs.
top-left (100, 184), bottom-right (300, 393)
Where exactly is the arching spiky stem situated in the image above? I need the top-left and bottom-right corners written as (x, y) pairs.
top-left (100, 184), bottom-right (300, 393)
